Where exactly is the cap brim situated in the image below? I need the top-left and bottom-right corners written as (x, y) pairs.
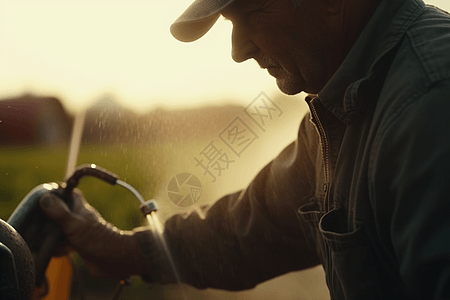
top-left (170, 14), bottom-right (221, 43)
top-left (170, 0), bottom-right (235, 43)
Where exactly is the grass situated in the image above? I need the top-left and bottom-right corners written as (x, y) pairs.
top-left (0, 146), bottom-right (67, 221)
top-left (0, 144), bottom-right (162, 229)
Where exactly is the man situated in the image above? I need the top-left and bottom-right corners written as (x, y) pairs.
top-left (40, 0), bottom-right (450, 298)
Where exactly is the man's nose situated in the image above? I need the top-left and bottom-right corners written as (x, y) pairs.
top-left (231, 25), bottom-right (259, 63)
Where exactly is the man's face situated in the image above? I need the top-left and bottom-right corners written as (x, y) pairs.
top-left (221, 0), bottom-right (339, 95)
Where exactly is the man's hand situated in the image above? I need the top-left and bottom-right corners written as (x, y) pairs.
top-left (39, 189), bottom-right (147, 279)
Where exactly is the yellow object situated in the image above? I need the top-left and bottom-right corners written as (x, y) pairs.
top-left (42, 256), bottom-right (73, 300)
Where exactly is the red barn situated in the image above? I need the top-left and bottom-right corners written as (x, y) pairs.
top-left (0, 94), bottom-right (72, 146)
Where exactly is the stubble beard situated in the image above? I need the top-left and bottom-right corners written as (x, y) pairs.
top-left (258, 54), bottom-right (304, 95)
top-left (276, 76), bottom-right (304, 95)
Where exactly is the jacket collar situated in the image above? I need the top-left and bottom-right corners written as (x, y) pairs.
top-left (316, 0), bottom-right (425, 124)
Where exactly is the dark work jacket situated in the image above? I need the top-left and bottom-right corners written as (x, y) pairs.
top-left (138, 0), bottom-right (450, 299)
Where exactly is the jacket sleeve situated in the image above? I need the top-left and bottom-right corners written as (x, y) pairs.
top-left (370, 79), bottom-right (450, 299)
top-left (139, 115), bottom-right (321, 290)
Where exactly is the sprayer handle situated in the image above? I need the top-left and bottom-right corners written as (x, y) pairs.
top-left (8, 164), bottom-right (121, 287)
top-left (8, 183), bottom-right (73, 287)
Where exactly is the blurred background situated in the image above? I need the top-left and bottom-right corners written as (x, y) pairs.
top-left (1, 0), bottom-right (448, 299)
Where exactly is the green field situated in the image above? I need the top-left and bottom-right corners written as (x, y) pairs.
top-left (0, 144), bottom-right (162, 230)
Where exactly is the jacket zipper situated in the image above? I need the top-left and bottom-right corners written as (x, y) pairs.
top-left (308, 96), bottom-right (335, 299)
top-left (308, 97), bottom-right (330, 211)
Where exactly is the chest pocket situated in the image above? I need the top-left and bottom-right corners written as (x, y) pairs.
top-left (319, 207), bottom-right (382, 300)
top-left (299, 203), bottom-right (382, 300)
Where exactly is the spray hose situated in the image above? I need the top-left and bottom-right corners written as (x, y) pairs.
top-left (65, 164), bottom-right (158, 216)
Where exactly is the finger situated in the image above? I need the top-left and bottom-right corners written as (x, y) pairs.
top-left (70, 189), bottom-right (104, 219)
top-left (72, 188), bottom-right (88, 205)
top-left (39, 192), bottom-right (75, 230)
top-left (62, 188), bottom-right (88, 213)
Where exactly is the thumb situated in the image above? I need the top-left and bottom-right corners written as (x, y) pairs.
top-left (39, 192), bottom-right (73, 228)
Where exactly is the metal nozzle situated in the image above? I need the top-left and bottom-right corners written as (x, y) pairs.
top-left (116, 180), bottom-right (158, 217)
top-left (139, 200), bottom-right (158, 216)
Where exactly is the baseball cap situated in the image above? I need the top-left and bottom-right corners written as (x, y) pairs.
top-left (170, 0), bottom-right (237, 42)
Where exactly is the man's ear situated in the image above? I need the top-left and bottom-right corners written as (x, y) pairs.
top-left (323, 0), bottom-right (345, 15)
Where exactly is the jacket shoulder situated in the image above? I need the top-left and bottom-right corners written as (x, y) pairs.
top-left (375, 4), bottom-right (450, 117)
top-left (405, 5), bottom-right (450, 83)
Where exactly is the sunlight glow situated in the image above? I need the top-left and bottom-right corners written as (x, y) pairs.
top-left (0, 0), bottom-right (448, 112)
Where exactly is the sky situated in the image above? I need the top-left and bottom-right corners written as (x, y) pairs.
top-left (0, 0), bottom-right (449, 113)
